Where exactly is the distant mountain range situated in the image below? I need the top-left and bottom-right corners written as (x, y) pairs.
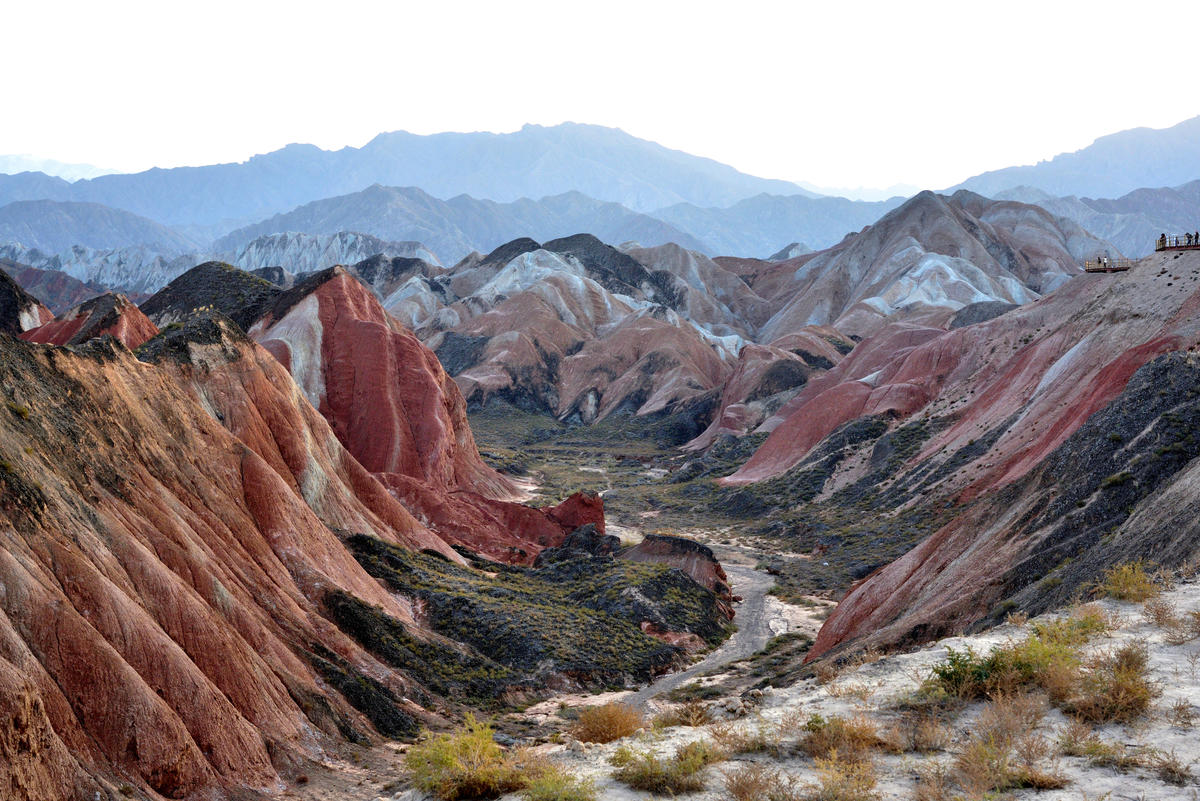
top-left (999, 180), bottom-right (1200, 257)
top-left (653, 193), bottom-right (903, 256)
top-left (4, 117), bottom-right (1200, 287)
top-left (0, 199), bottom-right (199, 254)
top-left (0, 123), bottom-right (814, 232)
top-left (213, 186), bottom-right (711, 262)
top-left (954, 115), bottom-right (1200, 199)
top-left (0, 154), bottom-right (115, 182)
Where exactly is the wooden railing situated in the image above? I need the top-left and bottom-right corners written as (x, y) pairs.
top-left (1155, 233), bottom-right (1200, 251)
top-left (1083, 258), bottom-right (1135, 273)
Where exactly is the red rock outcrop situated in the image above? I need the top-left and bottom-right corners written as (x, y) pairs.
top-left (0, 268), bottom-right (53, 334)
top-left (20, 292), bottom-right (159, 349)
top-left (1, 258), bottom-right (101, 314)
top-left (684, 327), bottom-right (849, 451)
top-left (0, 324), bottom-right (461, 798)
top-left (247, 267), bottom-right (604, 562)
top-left (786, 250), bottom-right (1200, 658)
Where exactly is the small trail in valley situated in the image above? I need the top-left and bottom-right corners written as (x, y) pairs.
top-left (625, 547), bottom-right (776, 708)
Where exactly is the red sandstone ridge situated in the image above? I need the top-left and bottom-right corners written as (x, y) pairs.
top-left (246, 266), bottom-right (603, 562)
top-left (767, 250), bottom-right (1200, 660)
top-left (1, 257), bottom-right (102, 314)
top-left (0, 322), bottom-right (462, 799)
top-left (20, 292), bottom-right (159, 349)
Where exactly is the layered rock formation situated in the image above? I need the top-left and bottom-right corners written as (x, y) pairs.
top-left (756, 190), bottom-right (1110, 340)
top-left (0, 322), bottom-right (455, 799)
top-left (243, 265), bottom-right (605, 562)
top-left (0, 307), bottom-right (728, 797)
top-left (0, 257), bottom-right (102, 314)
top-left (20, 292), bottom-right (158, 349)
top-left (723, 250), bottom-right (1200, 658)
top-left (414, 235), bottom-right (757, 426)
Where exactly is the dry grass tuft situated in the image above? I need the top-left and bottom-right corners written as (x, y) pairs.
top-left (1143, 597), bottom-right (1179, 627)
top-left (883, 710), bottom-right (950, 754)
top-left (825, 681), bottom-right (877, 704)
top-left (952, 695), bottom-right (1065, 796)
top-left (519, 765), bottom-right (598, 801)
top-left (722, 763), bottom-right (801, 801)
top-left (707, 718), bottom-right (789, 756)
top-left (571, 702), bottom-right (643, 743)
top-left (814, 661), bottom-right (844, 685)
top-left (1150, 749), bottom-right (1194, 786)
top-left (912, 759), bottom-right (953, 801)
top-left (1066, 641), bottom-right (1157, 723)
top-left (1057, 720), bottom-right (1145, 771)
top-left (1004, 609), bottom-right (1030, 626)
top-left (798, 714), bottom-right (893, 763)
top-left (1169, 697), bottom-right (1195, 728)
top-left (799, 753), bottom-right (879, 801)
top-left (652, 700), bottom-right (710, 729)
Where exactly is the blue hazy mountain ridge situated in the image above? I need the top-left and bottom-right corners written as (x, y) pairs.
top-left (211, 186), bottom-right (711, 264)
top-left (652, 193), bottom-right (906, 256)
top-left (954, 115), bottom-right (1200, 199)
top-left (0, 200), bottom-right (200, 254)
top-left (0, 155), bottom-right (115, 182)
top-left (0, 123), bottom-right (816, 233)
top-left (999, 179), bottom-right (1200, 257)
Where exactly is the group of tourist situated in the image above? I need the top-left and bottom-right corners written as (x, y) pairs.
top-left (1158, 232), bottom-right (1200, 249)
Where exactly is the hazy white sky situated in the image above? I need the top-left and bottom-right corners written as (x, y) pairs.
top-left (6, 0), bottom-right (1199, 191)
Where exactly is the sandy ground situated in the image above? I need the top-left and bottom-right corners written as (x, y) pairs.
top-left (367, 578), bottom-right (1200, 801)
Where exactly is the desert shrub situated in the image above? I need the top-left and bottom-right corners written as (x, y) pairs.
top-left (519, 765), bottom-right (598, 801)
top-left (405, 714), bottom-right (531, 800)
top-left (652, 700), bottom-right (710, 729)
top-left (1169, 697), bottom-right (1195, 727)
top-left (1057, 720), bottom-right (1144, 771)
top-left (1150, 750), bottom-right (1194, 786)
top-left (922, 606), bottom-right (1115, 704)
top-left (571, 702), bottom-right (642, 743)
top-left (1097, 561), bottom-right (1161, 602)
top-left (798, 754), bottom-right (879, 801)
top-left (953, 733), bottom-right (1012, 797)
top-left (723, 763), bottom-right (801, 801)
top-left (1158, 608), bottom-right (1200, 645)
top-left (798, 714), bottom-right (892, 763)
top-left (611, 739), bottom-right (724, 793)
top-left (1066, 642), bottom-right (1157, 723)
top-left (952, 695), bottom-right (1065, 795)
top-left (1143, 597), bottom-right (1179, 627)
top-left (912, 759), bottom-right (953, 801)
top-left (707, 718), bottom-right (787, 755)
top-left (883, 710), bottom-right (949, 753)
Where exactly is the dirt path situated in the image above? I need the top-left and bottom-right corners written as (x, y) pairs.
top-left (625, 546), bottom-right (776, 707)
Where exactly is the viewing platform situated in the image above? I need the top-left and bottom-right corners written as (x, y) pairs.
top-left (1083, 258), bottom-right (1135, 273)
top-left (1156, 233), bottom-right (1200, 252)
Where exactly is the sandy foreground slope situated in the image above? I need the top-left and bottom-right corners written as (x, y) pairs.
top-left (374, 577), bottom-right (1200, 800)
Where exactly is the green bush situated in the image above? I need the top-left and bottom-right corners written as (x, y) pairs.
top-left (1096, 561), bottom-right (1161, 602)
top-left (405, 714), bottom-right (528, 800)
top-left (520, 766), bottom-right (597, 801)
top-left (612, 739), bottom-right (725, 794)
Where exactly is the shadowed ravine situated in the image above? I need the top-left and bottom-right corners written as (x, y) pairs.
top-left (625, 547), bottom-right (775, 707)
